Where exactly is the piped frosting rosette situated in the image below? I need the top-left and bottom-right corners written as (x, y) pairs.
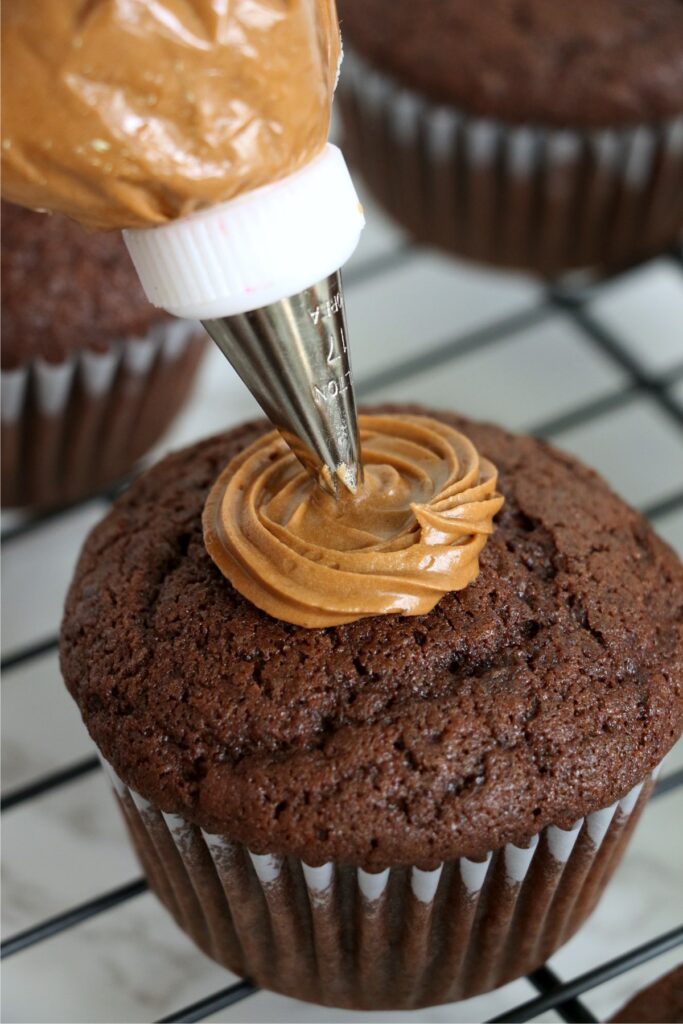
top-left (203, 414), bottom-right (504, 627)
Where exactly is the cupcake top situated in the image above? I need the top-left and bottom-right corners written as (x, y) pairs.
top-left (339, 0), bottom-right (683, 127)
top-left (60, 406), bottom-right (683, 870)
top-left (1, 202), bottom-right (169, 369)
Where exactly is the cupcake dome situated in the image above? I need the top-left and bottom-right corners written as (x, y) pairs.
top-left (337, 0), bottom-right (683, 275)
top-left (1, 201), bottom-right (171, 368)
top-left (60, 408), bottom-right (682, 864)
top-left (60, 406), bottom-right (683, 1008)
top-left (339, 0), bottom-right (683, 126)
top-left (1, 202), bottom-right (204, 508)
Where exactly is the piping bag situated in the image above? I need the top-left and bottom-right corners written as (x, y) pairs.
top-left (1, 0), bottom-right (365, 495)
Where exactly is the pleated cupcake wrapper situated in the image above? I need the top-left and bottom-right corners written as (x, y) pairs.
top-left (1, 319), bottom-right (198, 425)
top-left (338, 49), bottom-right (683, 275)
top-left (101, 756), bottom-right (660, 1010)
top-left (1, 320), bottom-right (204, 509)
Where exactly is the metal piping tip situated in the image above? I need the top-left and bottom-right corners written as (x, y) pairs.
top-left (202, 271), bottom-right (363, 497)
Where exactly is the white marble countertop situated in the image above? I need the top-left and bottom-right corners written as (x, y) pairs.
top-left (2, 184), bottom-right (682, 1023)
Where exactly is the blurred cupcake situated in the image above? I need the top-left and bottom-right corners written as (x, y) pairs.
top-left (1, 202), bottom-right (205, 509)
top-left (609, 965), bottom-right (683, 1023)
top-left (61, 406), bottom-right (683, 1010)
top-left (337, 0), bottom-right (683, 276)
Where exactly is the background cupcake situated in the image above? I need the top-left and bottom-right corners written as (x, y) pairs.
top-left (1, 201), bottom-right (205, 509)
top-left (608, 965), bottom-right (683, 1023)
top-left (337, 0), bottom-right (683, 277)
top-left (60, 406), bottom-right (683, 1011)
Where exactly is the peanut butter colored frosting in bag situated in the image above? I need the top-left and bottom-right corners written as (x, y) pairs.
top-left (2, 0), bottom-right (340, 230)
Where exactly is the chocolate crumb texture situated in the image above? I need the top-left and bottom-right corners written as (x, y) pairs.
top-left (1, 201), bottom-right (170, 368)
top-left (338, 0), bottom-right (683, 127)
top-left (60, 405), bottom-right (683, 871)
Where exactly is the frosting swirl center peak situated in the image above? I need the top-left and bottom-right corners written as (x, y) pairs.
top-left (203, 414), bottom-right (504, 627)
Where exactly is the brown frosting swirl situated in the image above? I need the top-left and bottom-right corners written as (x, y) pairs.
top-left (2, 0), bottom-right (340, 230)
top-left (203, 414), bottom-right (505, 627)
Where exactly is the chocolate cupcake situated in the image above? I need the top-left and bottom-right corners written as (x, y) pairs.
top-left (609, 965), bottom-right (683, 1023)
top-left (337, 0), bottom-right (683, 276)
top-left (60, 406), bottom-right (683, 1010)
top-left (1, 202), bottom-right (205, 509)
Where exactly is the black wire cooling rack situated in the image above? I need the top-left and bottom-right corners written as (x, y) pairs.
top-left (2, 244), bottom-right (683, 1024)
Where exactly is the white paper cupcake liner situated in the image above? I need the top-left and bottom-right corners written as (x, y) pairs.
top-left (1, 320), bottom-right (204, 508)
top-left (101, 756), bottom-right (660, 1010)
top-left (338, 49), bottom-right (683, 276)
